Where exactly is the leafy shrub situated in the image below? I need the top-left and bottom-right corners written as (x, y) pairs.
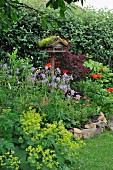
top-left (0, 106), bottom-right (84, 170)
top-left (19, 108), bottom-right (84, 170)
top-left (71, 79), bottom-right (113, 119)
top-left (59, 51), bottom-right (90, 80)
top-left (0, 7), bottom-right (113, 70)
top-left (84, 59), bottom-right (113, 88)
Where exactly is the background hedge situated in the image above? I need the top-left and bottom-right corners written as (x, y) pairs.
top-left (0, 7), bottom-right (113, 69)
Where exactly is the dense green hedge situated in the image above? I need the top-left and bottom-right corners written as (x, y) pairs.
top-left (0, 7), bottom-right (113, 69)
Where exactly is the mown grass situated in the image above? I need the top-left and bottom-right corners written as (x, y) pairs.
top-left (73, 131), bottom-right (113, 170)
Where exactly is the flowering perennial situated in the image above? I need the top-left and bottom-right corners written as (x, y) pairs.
top-left (91, 74), bottom-right (103, 79)
top-left (107, 88), bottom-right (113, 93)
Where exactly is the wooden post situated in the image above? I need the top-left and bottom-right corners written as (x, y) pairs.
top-left (50, 53), bottom-right (55, 75)
top-left (50, 53), bottom-right (55, 92)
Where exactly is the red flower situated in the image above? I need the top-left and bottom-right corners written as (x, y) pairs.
top-left (97, 74), bottom-right (103, 78)
top-left (107, 88), bottom-right (113, 93)
top-left (62, 69), bottom-right (69, 74)
top-left (91, 74), bottom-right (98, 79)
top-left (45, 63), bottom-right (51, 68)
top-left (100, 68), bottom-right (103, 71)
top-left (91, 74), bottom-right (102, 79)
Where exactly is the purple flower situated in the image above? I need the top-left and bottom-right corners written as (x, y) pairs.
top-left (8, 75), bottom-right (12, 78)
top-left (52, 75), bottom-right (56, 80)
top-left (63, 73), bottom-right (68, 78)
top-left (16, 76), bottom-right (18, 79)
top-left (3, 63), bottom-right (7, 68)
top-left (67, 84), bottom-right (71, 90)
top-left (41, 79), bottom-right (47, 83)
top-left (45, 66), bottom-right (48, 70)
top-left (0, 64), bottom-right (2, 67)
top-left (71, 90), bottom-right (75, 95)
top-left (34, 70), bottom-right (39, 75)
top-left (31, 77), bottom-right (36, 81)
top-left (59, 84), bottom-right (64, 90)
top-left (70, 75), bottom-right (73, 80)
top-left (23, 65), bottom-right (26, 69)
top-left (56, 68), bottom-right (61, 74)
top-left (50, 82), bottom-right (56, 87)
top-left (56, 77), bottom-right (60, 82)
top-left (76, 94), bottom-right (81, 100)
top-left (41, 73), bottom-right (46, 79)
top-left (31, 67), bottom-right (35, 71)
top-left (16, 68), bottom-right (19, 73)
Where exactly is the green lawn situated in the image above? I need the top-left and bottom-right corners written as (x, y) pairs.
top-left (74, 131), bottom-right (113, 170)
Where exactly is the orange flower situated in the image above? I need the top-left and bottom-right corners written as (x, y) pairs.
top-left (45, 63), bottom-right (51, 68)
top-left (91, 74), bottom-right (98, 79)
top-left (107, 88), bottom-right (113, 93)
top-left (97, 74), bottom-right (103, 78)
top-left (62, 69), bottom-right (69, 74)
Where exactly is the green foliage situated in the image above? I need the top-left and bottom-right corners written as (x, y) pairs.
top-left (0, 0), bottom-right (20, 31)
top-left (19, 108), bottom-right (84, 170)
top-left (0, 0), bottom-right (84, 31)
top-left (0, 151), bottom-right (20, 170)
top-left (0, 7), bottom-right (113, 70)
top-left (84, 59), bottom-right (113, 88)
top-left (71, 79), bottom-right (113, 119)
top-left (0, 50), bottom-right (85, 169)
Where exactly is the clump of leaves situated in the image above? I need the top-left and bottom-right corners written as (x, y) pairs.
top-left (58, 51), bottom-right (90, 81)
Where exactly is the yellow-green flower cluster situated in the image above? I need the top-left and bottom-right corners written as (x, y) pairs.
top-left (20, 108), bottom-right (84, 169)
top-left (0, 151), bottom-right (20, 170)
top-left (20, 107), bottom-right (42, 135)
top-left (26, 146), bottom-right (59, 169)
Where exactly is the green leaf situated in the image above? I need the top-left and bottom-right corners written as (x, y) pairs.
top-left (46, 0), bottom-right (53, 7)
top-left (0, 0), bottom-right (5, 6)
top-left (60, 9), bottom-right (65, 18)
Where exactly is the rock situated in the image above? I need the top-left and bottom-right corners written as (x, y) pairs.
top-left (94, 127), bottom-right (104, 136)
top-left (82, 127), bottom-right (103, 139)
top-left (108, 116), bottom-right (113, 128)
top-left (85, 123), bottom-right (96, 129)
top-left (109, 127), bottom-right (113, 131)
top-left (73, 128), bottom-right (82, 138)
top-left (98, 112), bottom-right (107, 123)
top-left (82, 128), bottom-right (97, 139)
top-left (95, 121), bottom-right (107, 130)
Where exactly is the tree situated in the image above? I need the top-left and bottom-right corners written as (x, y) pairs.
top-left (0, 0), bottom-right (84, 31)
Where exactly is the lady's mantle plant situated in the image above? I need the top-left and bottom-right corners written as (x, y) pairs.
top-left (19, 107), bottom-right (84, 170)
